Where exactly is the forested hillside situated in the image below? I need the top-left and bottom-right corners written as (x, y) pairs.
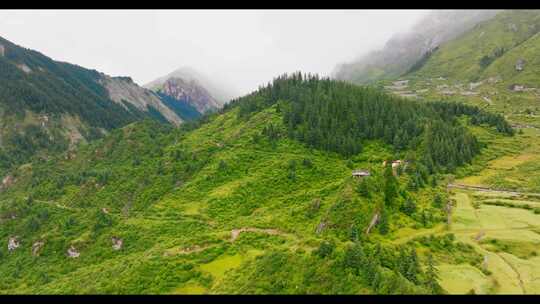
top-left (0, 36), bottom-right (185, 173)
top-left (0, 73), bottom-right (512, 294)
top-left (335, 11), bottom-right (540, 294)
top-left (229, 73), bottom-right (512, 172)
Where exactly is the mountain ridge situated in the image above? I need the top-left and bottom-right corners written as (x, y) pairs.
top-left (333, 10), bottom-right (501, 84)
top-left (0, 35), bottom-right (185, 172)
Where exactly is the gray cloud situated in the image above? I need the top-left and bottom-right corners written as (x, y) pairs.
top-left (0, 9), bottom-right (428, 96)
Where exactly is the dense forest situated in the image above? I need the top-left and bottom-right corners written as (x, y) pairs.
top-left (226, 72), bottom-right (513, 173)
top-left (0, 37), bottom-right (142, 129)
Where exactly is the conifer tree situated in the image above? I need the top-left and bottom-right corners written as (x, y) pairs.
top-left (425, 253), bottom-right (443, 294)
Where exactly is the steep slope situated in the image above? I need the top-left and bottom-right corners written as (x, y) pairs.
top-left (334, 10), bottom-right (500, 84)
top-left (408, 10), bottom-right (540, 83)
top-left (374, 10), bottom-right (540, 127)
top-left (0, 36), bottom-right (183, 172)
top-left (145, 67), bottom-right (237, 114)
top-left (353, 10), bottom-right (540, 294)
top-left (99, 75), bottom-right (182, 125)
top-left (0, 74), bottom-right (511, 294)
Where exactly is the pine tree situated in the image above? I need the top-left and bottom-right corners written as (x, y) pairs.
top-left (379, 207), bottom-right (389, 235)
top-left (400, 197), bottom-right (417, 216)
top-left (357, 179), bottom-right (370, 198)
top-left (421, 210), bottom-right (428, 227)
top-left (405, 247), bottom-right (421, 284)
top-left (384, 165), bottom-right (399, 208)
top-left (425, 253), bottom-right (443, 294)
top-left (433, 193), bottom-right (443, 209)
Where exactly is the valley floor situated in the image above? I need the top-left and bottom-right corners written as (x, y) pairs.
top-left (440, 129), bottom-right (540, 294)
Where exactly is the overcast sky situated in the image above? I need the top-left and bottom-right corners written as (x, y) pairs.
top-left (0, 10), bottom-right (428, 96)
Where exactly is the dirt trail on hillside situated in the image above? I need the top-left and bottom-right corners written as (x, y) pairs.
top-left (34, 199), bottom-right (78, 211)
top-left (164, 244), bottom-right (216, 256)
top-left (230, 228), bottom-right (285, 242)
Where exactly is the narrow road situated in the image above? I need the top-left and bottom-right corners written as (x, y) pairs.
top-left (448, 183), bottom-right (540, 197)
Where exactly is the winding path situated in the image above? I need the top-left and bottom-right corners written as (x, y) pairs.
top-left (448, 183), bottom-right (540, 197)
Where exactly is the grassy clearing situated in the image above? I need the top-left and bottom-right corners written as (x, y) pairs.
top-left (438, 264), bottom-right (491, 294)
top-left (481, 238), bottom-right (540, 259)
top-left (446, 187), bottom-right (540, 294)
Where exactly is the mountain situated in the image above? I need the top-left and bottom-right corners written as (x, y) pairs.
top-left (368, 10), bottom-right (540, 123)
top-left (362, 10), bottom-right (540, 295)
top-left (0, 73), bottom-right (512, 294)
top-left (144, 67), bottom-right (237, 114)
top-left (334, 10), bottom-right (500, 84)
top-left (401, 10), bottom-right (540, 85)
top-left (0, 36), bottom-right (183, 172)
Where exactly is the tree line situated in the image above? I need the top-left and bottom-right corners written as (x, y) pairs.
top-left (226, 72), bottom-right (513, 173)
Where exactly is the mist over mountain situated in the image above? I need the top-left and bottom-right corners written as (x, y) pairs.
top-left (334, 10), bottom-right (501, 84)
top-left (145, 66), bottom-right (239, 107)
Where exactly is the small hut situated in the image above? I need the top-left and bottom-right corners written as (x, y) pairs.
top-left (352, 170), bottom-right (370, 179)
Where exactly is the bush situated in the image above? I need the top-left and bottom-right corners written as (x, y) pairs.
top-left (313, 240), bottom-right (335, 258)
top-left (302, 158), bottom-right (313, 168)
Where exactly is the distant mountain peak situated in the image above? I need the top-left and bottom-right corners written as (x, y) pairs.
top-left (145, 66), bottom-right (237, 113)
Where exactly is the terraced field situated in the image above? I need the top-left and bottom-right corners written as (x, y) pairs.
top-left (439, 186), bottom-right (540, 294)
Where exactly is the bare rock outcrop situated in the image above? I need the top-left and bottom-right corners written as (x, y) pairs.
top-left (67, 245), bottom-right (80, 258)
top-left (366, 212), bottom-right (380, 235)
top-left (469, 81), bottom-right (483, 90)
top-left (1, 175), bottom-right (14, 192)
top-left (315, 221), bottom-right (327, 234)
top-left (111, 237), bottom-right (123, 250)
top-left (100, 76), bottom-right (182, 126)
top-left (8, 236), bottom-right (20, 251)
top-left (487, 76), bottom-right (501, 84)
top-left (510, 84), bottom-right (526, 92)
top-left (515, 59), bottom-right (525, 71)
top-left (17, 63), bottom-right (32, 73)
top-left (32, 241), bottom-right (45, 256)
top-left (159, 77), bottom-right (221, 113)
top-left (144, 66), bottom-right (236, 106)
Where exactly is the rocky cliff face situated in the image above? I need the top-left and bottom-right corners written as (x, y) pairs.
top-left (99, 76), bottom-right (183, 125)
top-left (158, 77), bottom-right (220, 113)
top-left (145, 67), bottom-right (237, 113)
top-left (334, 10), bottom-right (501, 84)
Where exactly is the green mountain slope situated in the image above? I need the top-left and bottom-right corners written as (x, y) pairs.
top-left (0, 36), bottom-right (185, 173)
top-left (370, 10), bottom-right (540, 131)
top-left (360, 10), bottom-right (540, 294)
top-left (333, 10), bottom-right (500, 84)
top-left (0, 74), bottom-right (510, 294)
top-left (409, 10), bottom-right (540, 83)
